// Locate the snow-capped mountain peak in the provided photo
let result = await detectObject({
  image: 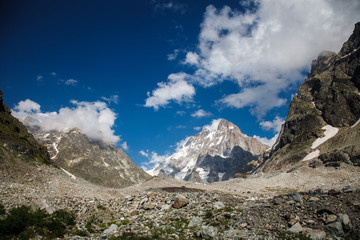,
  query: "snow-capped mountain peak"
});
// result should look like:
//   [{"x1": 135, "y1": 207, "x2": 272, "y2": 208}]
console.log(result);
[{"x1": 148, "y1": 119, "x2": 268, "y2": 183}]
